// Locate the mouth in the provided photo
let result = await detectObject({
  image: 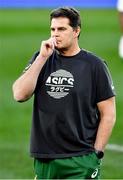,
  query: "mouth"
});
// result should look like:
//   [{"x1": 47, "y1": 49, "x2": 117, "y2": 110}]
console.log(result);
[
  {"x1": 56, "y1": 40, "x2": 61, "y2": 46},
  {"x1": 54, "y1": 42, "x2": 59, "y2": 48},
  {"x1": 56, "y1": 40, "x2": 61, "y2": 43}
]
